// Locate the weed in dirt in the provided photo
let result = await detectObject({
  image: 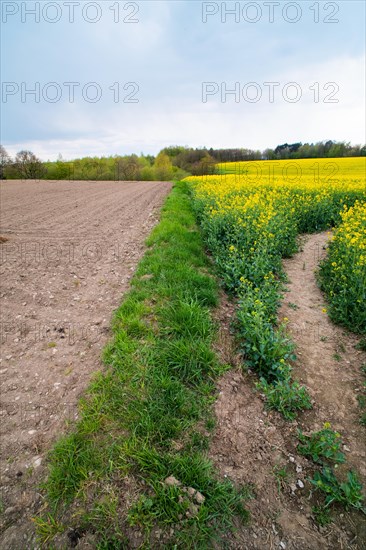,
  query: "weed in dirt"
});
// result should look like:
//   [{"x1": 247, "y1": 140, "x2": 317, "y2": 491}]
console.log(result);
[
  {"x1": 333, "y1": 353, "x2": 341, "y2": 362},
  {"x1": 355, "y1": 338, "x2": 366, "y2": 352},
  {"x1": 273, "y1": 465, "x2": 290, "y2": 494},
  {"x1": 288, "y1": 302, "x2": 299, "y2": 310},
  {"x1": 310, "y1": 468, "x2": 365, "y2": 512},
  {"x1": 257, "y1": 375, "x2": 312, "y2": 420},
  {"x1": 302, "y1": 426, "x2": 365, "y2": 517},
  {"x1": 298, "y1": 424, "x2": 346, "y2": 465},
  {"x1": 312, "y1": 505, "x2": 333, "y2": 526}
]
